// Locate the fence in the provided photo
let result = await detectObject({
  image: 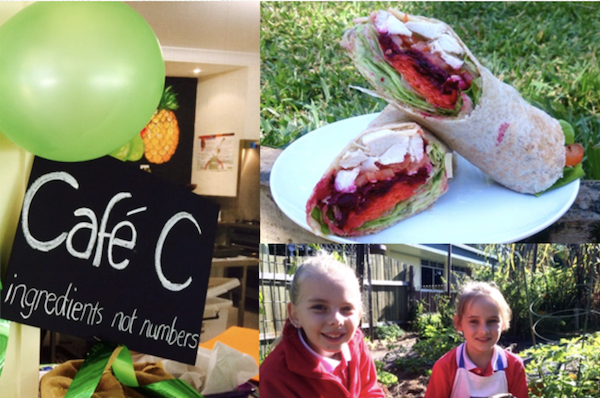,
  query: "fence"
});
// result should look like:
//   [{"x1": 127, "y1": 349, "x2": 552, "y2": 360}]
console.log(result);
[
  {"x1": 260, "y1": 244, "x2": 428, "y2": 358},
  {"x1": 415, "y1": 285, "x2": 458, "y2": 313}
]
